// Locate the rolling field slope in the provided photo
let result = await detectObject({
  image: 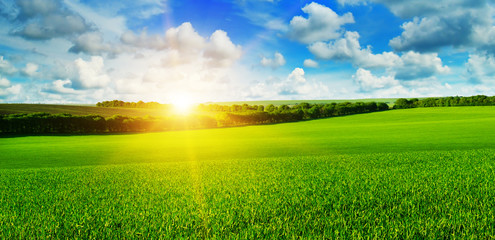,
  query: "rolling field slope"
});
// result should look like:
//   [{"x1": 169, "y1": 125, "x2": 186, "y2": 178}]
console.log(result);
[
  {"x1": 1, "y1": 107, "x2": 495, "y2": 238},
  {"x1": 2, "y1": 107, "x2": 494, "y2": 169},
  {"x1": 0, "y1": 104, "x2": 169, "y2": 117}
]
